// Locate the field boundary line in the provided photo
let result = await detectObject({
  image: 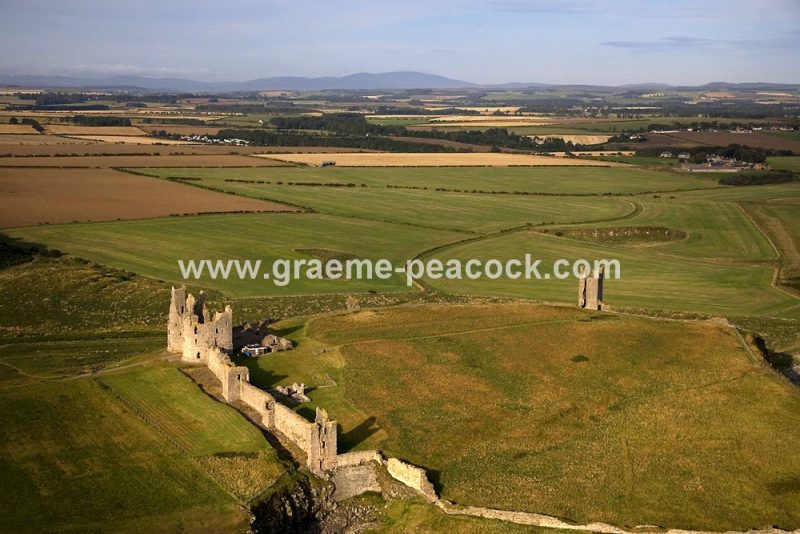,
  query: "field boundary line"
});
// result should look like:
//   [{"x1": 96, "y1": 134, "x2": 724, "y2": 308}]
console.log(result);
[
  {"x1": 736, "y1": 202, "x2": 800, "y2": 302},
  {"x1": 93, "y1": 374, "x2": 249, "y2": 504}
]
